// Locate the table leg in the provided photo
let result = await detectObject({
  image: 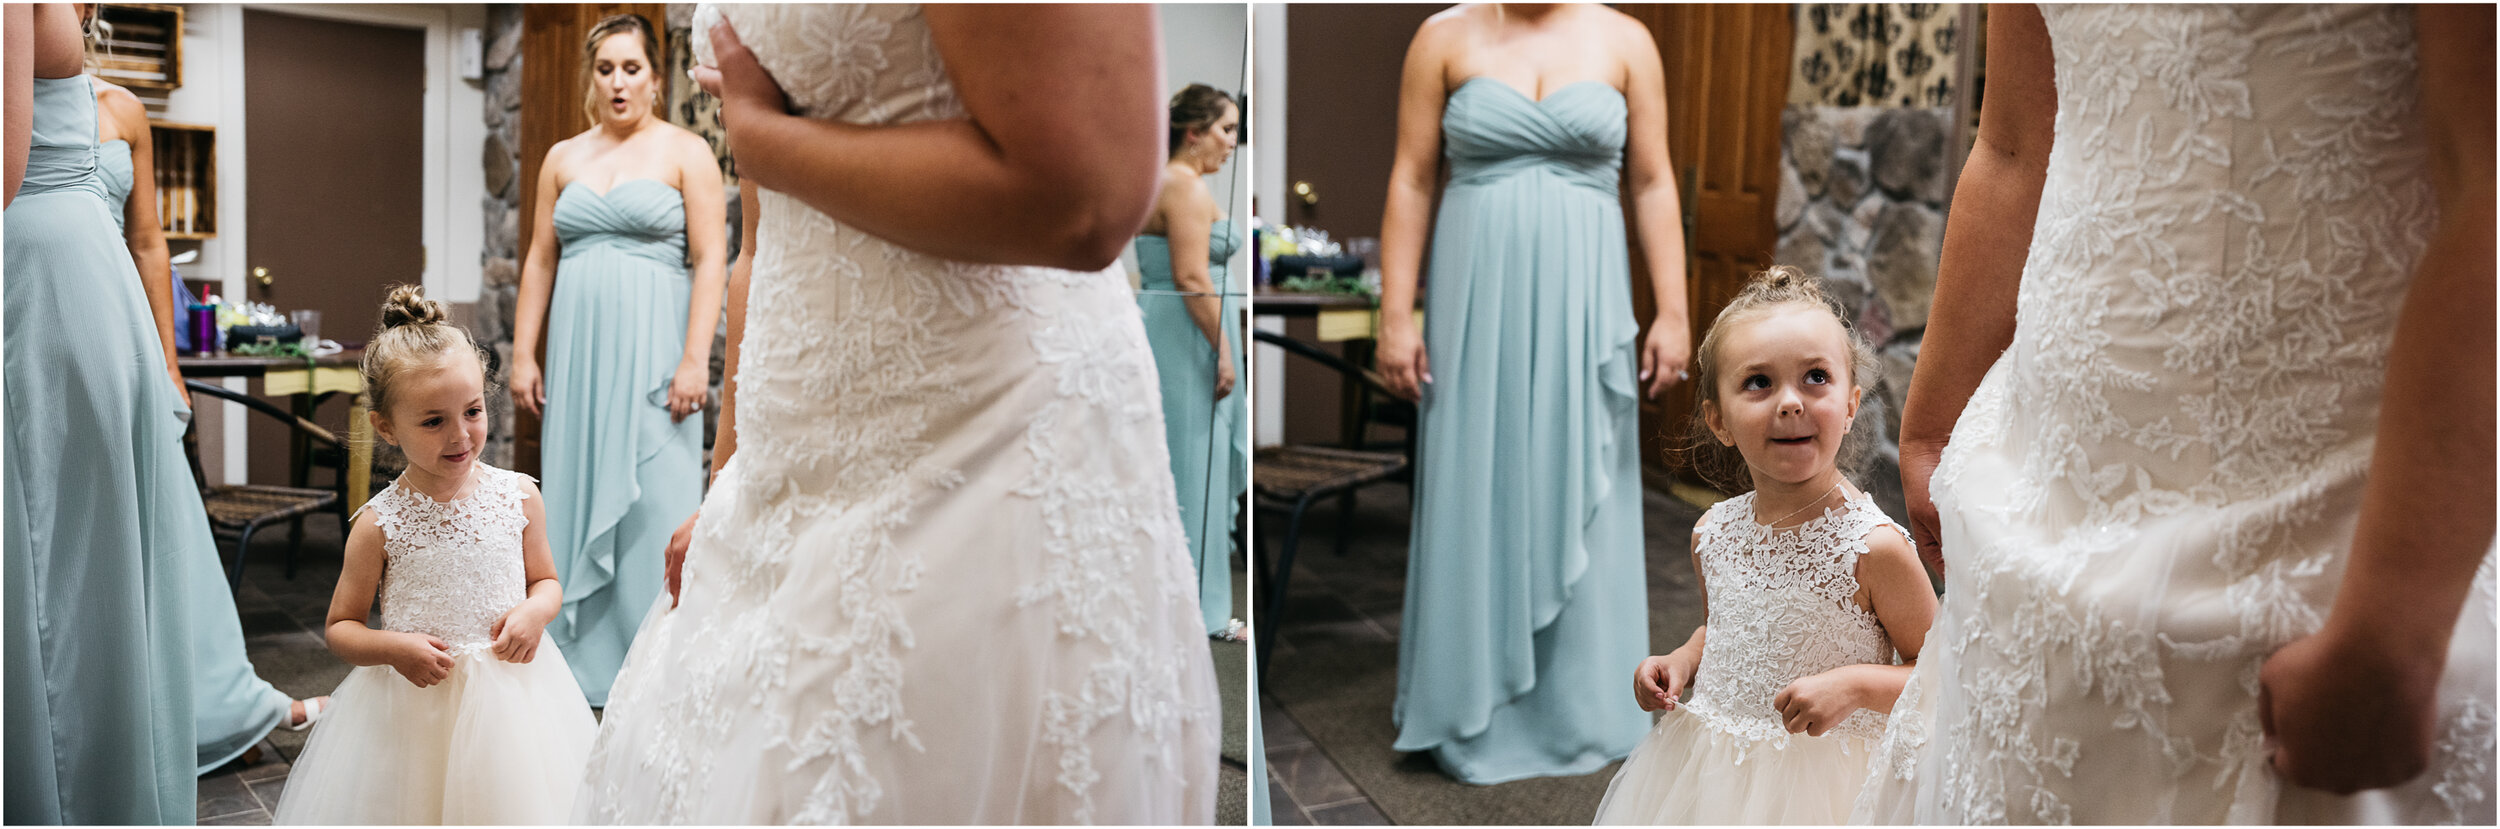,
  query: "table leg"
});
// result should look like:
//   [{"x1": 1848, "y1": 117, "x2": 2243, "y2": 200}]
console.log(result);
[{"x1": 348, "y1": 393, "x2": 373, "y2": 514}]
